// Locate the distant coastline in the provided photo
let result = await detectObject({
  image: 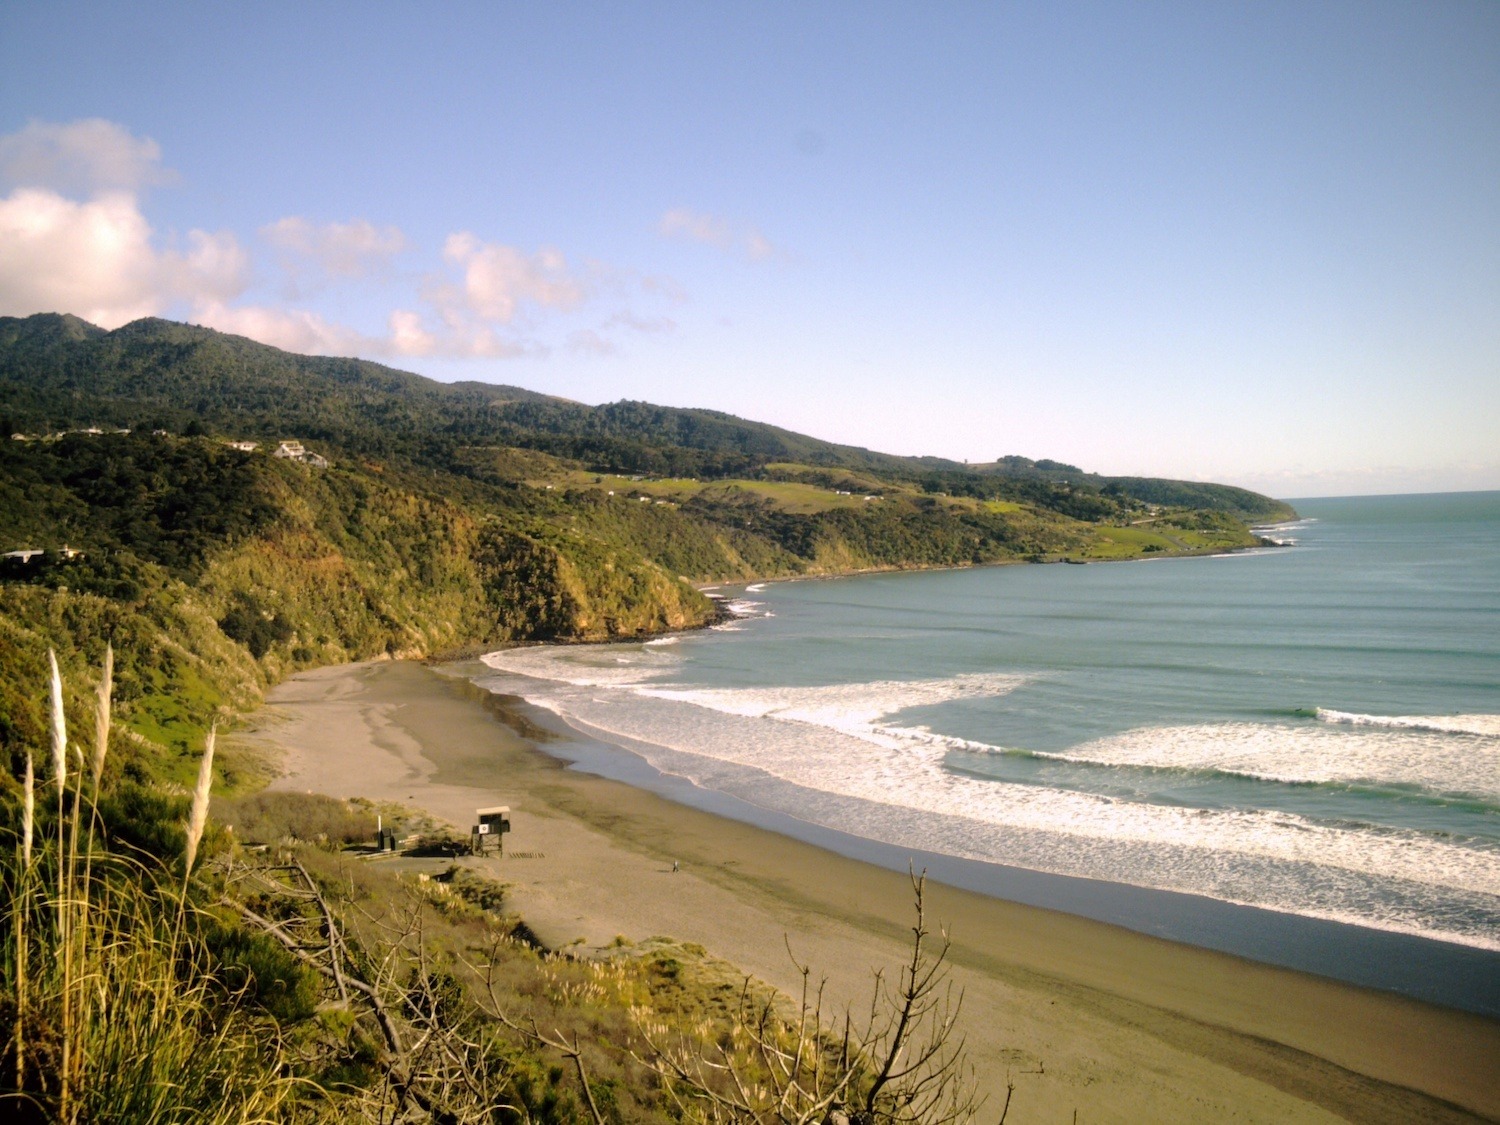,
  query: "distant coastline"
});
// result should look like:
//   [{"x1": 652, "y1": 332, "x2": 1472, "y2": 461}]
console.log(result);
[{"x1": 473, "y1": 495, "x2": 1500, "y2": 978}]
